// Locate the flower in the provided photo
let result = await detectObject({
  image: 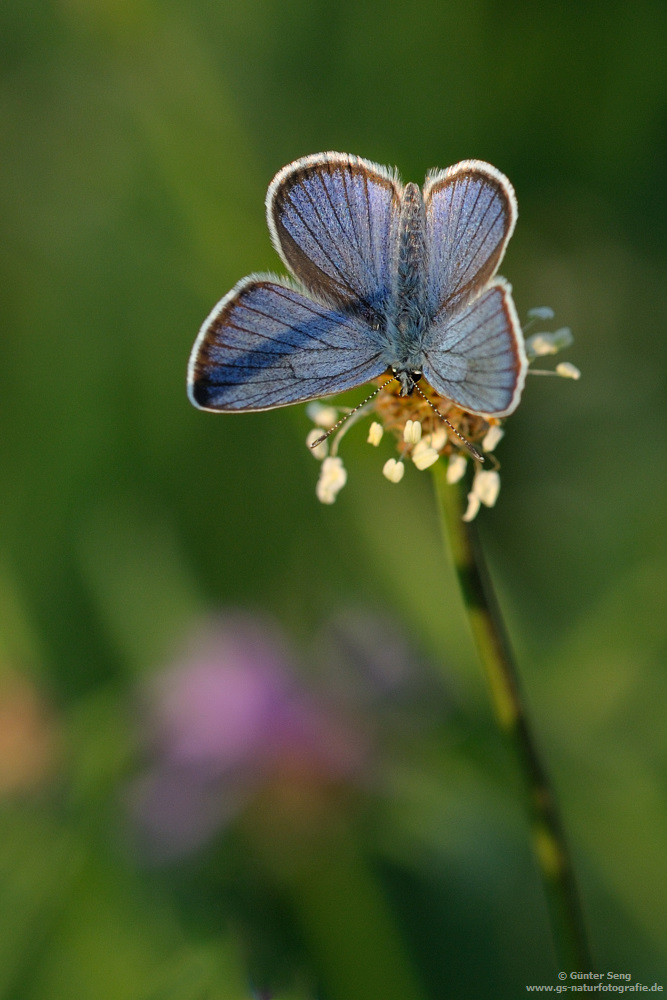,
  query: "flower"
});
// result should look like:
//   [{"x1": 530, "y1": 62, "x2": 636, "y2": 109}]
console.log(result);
[
  {"x1": 128, "y1": 615, "x2": 368, "y2": 861},
  {"x1": 127, "y1": 611, "x2": 439, "y2": 863},
  {"x1": 305, "y1": 381, "x2": 494, "y2": 505},
  {"x1": 304, "y1": 307, "x2": 579, "y2": 517}
]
